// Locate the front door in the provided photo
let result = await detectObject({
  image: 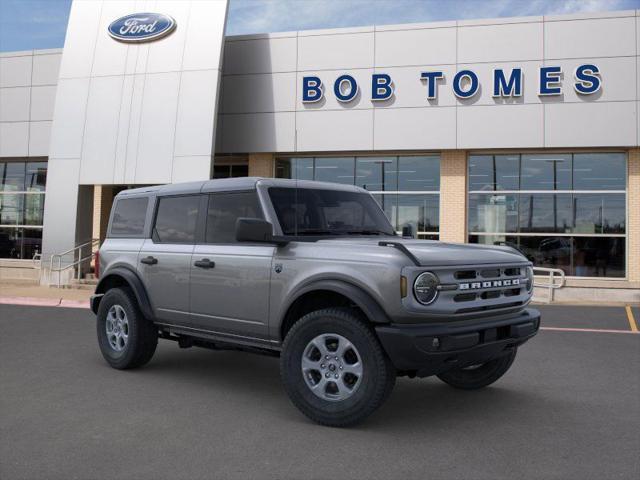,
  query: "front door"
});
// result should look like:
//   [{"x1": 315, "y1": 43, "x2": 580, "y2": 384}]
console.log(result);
[
  {"x1": 138, "y1": 194, "x2": 201, "y2": 325},
  {"x1": 189, "y1": 191, "x2": 274, "y2": 340}
]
